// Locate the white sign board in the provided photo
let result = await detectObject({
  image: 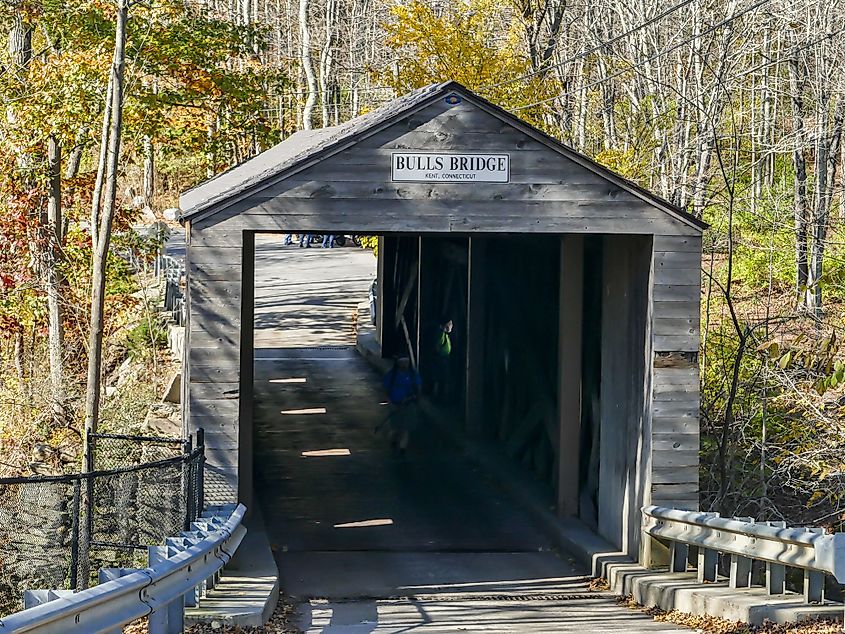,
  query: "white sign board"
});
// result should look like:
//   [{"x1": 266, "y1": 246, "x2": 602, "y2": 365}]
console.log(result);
[{"x1": 391, "y1": 153, "x2": 509, "y2": 183}]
